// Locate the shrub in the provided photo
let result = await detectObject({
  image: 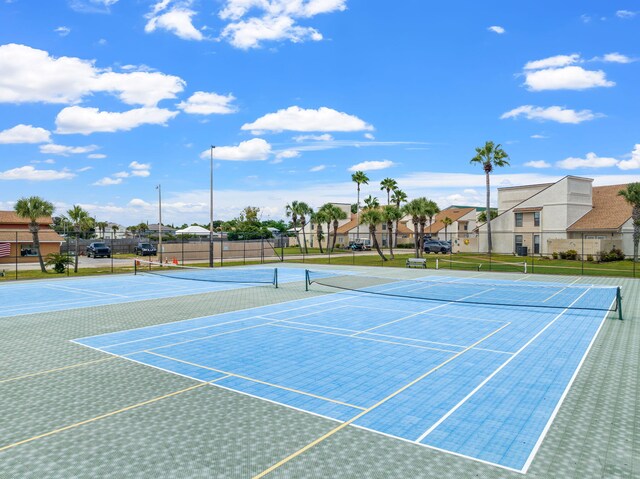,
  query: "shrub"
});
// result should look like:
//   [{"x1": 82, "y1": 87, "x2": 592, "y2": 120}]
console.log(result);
[
  {"x1": 600, "y1": 248, "x2": 625, "y2": 262},
  {"x1": 45, "y1": 252, "x2": 74, "y2": 274},
  {"x1": 565, "y1": 249, "x2": 578, "y2": 260},
  {"x1": 586, "y1": 254, "x2": 594, "y2": 262},
  {"x1": 558, "y1": 251, "x2": 567, "y2": 260},
  {"x1": 552, "y1": 252, "x2": 558, "y2": 259}
]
